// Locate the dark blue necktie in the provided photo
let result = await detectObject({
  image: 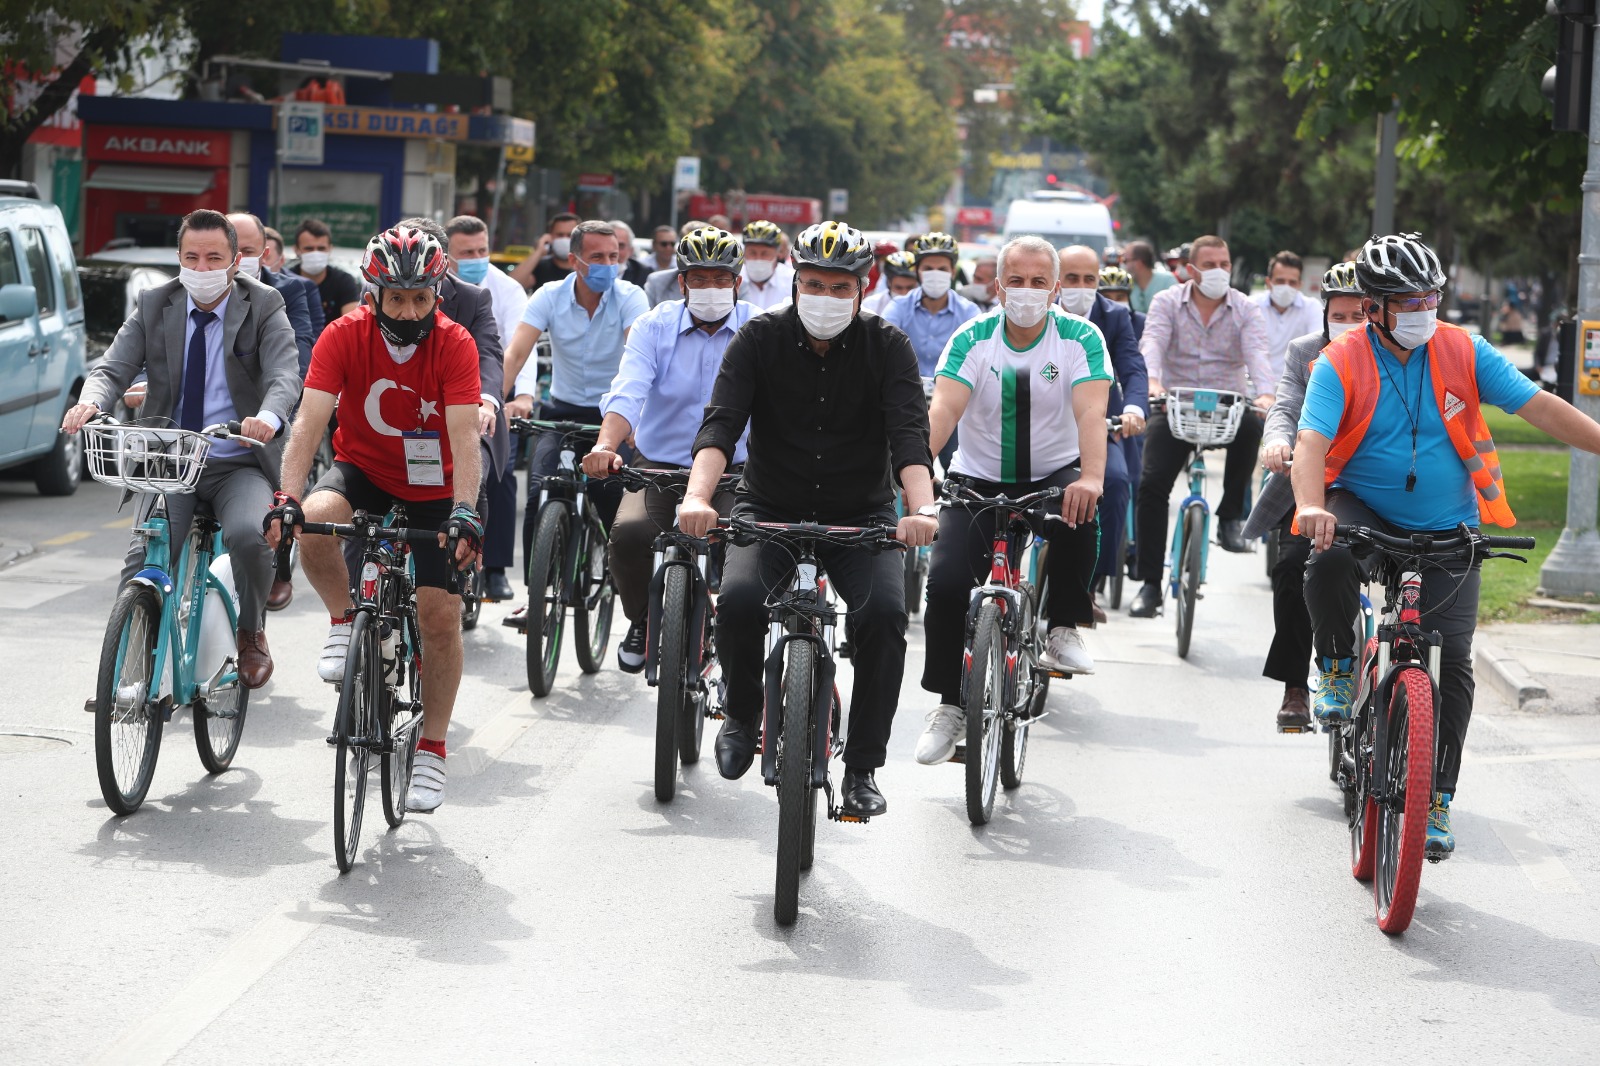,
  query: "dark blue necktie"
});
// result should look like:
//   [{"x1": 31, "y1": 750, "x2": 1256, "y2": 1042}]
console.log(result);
[{"x1": 181, "y1": 309, "x2": 215, "y2": 431}]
